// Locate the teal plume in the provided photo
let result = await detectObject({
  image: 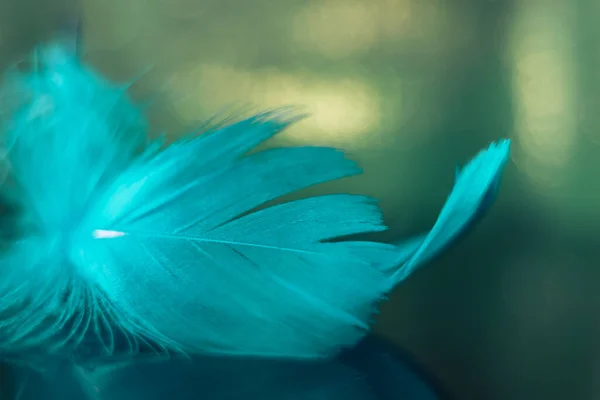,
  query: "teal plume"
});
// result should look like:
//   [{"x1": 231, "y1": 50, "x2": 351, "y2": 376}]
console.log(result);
[{"x1": 0, "y1": 42, "x2": 510, "y2": 372}]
